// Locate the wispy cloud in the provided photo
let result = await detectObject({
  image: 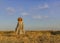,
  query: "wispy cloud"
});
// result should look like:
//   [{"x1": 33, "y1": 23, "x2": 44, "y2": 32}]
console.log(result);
[
  {"x1": 29, "y1": 3, "x2": 49, "y2": 12},
  {"x1": 44, "y1": 16, "x2": 48, "y2": 18},
  {"x1": 32, "y1": 3, "x2": 49, "y2": 10},
  {"x1": 38, "y1": 3, "x2": 48, "y2": 9},
  {"x1": 21, "y1": 12, "x2": 29, "y2": 16},
  {"x1": 32, "y1": 15, "x2": 42, "y2": 19},
  {"x1": 6, "y1": 7, "x2": 16, "y2": 15},
  {"x1": 19, "y1": 6, "x2": 29, "y2": 16},
  {"x1": 32, "y1": 15, "x2": 48, "y2": 19}
]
